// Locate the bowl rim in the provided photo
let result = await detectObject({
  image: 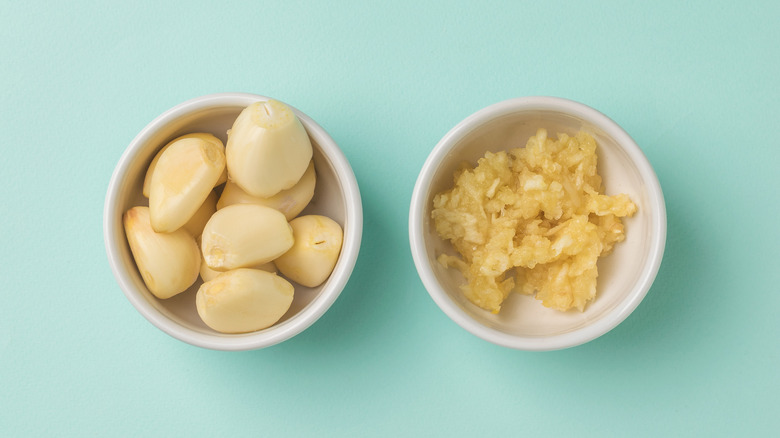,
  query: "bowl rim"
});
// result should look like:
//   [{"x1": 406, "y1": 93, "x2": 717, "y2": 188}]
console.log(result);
[
  {"x1": 408, "y1": 96, "x2": 666, "y2": 351},
  {"x1": 104, "y1": 92, "x2": 363, "y2": 351}
]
